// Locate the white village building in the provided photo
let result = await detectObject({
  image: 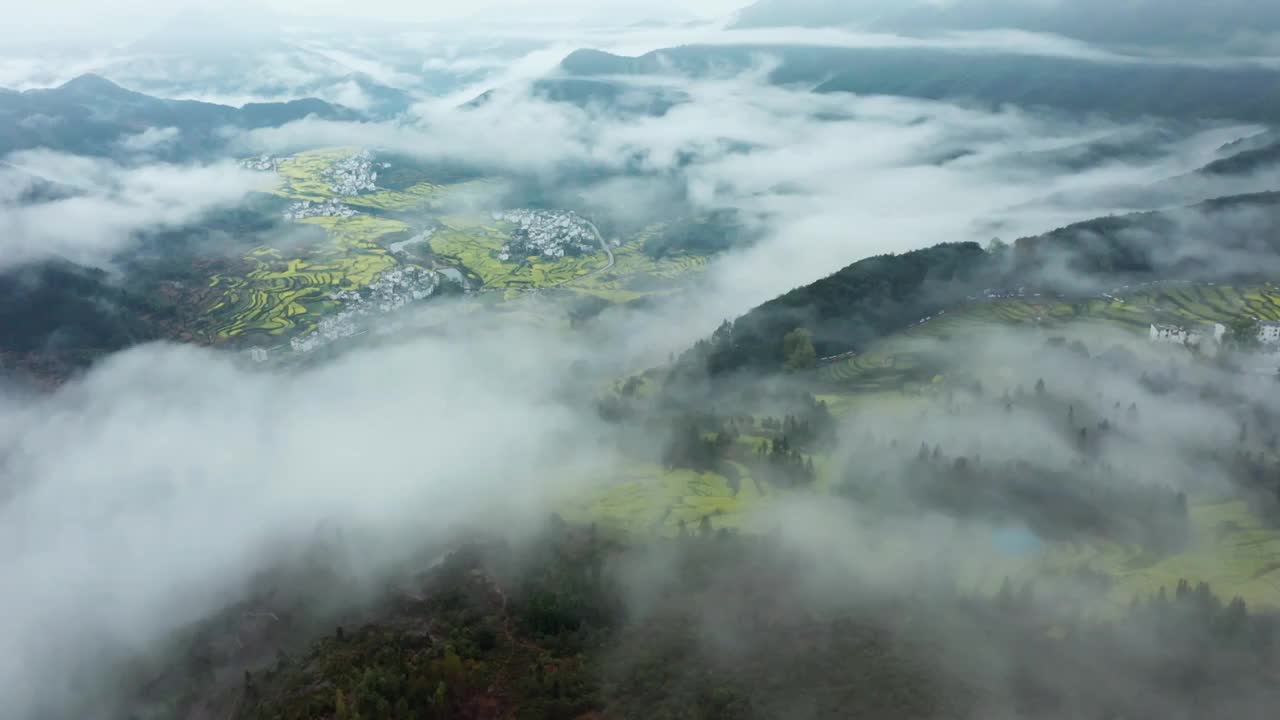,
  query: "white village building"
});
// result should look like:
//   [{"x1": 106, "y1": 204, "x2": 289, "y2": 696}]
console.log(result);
[
  {"x1": 1258, "y1": 321, "x2": 1280, "y2": 345},
  {"x1": 1149, "y1": 322, "x2": 1226, "y2": 348}
]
